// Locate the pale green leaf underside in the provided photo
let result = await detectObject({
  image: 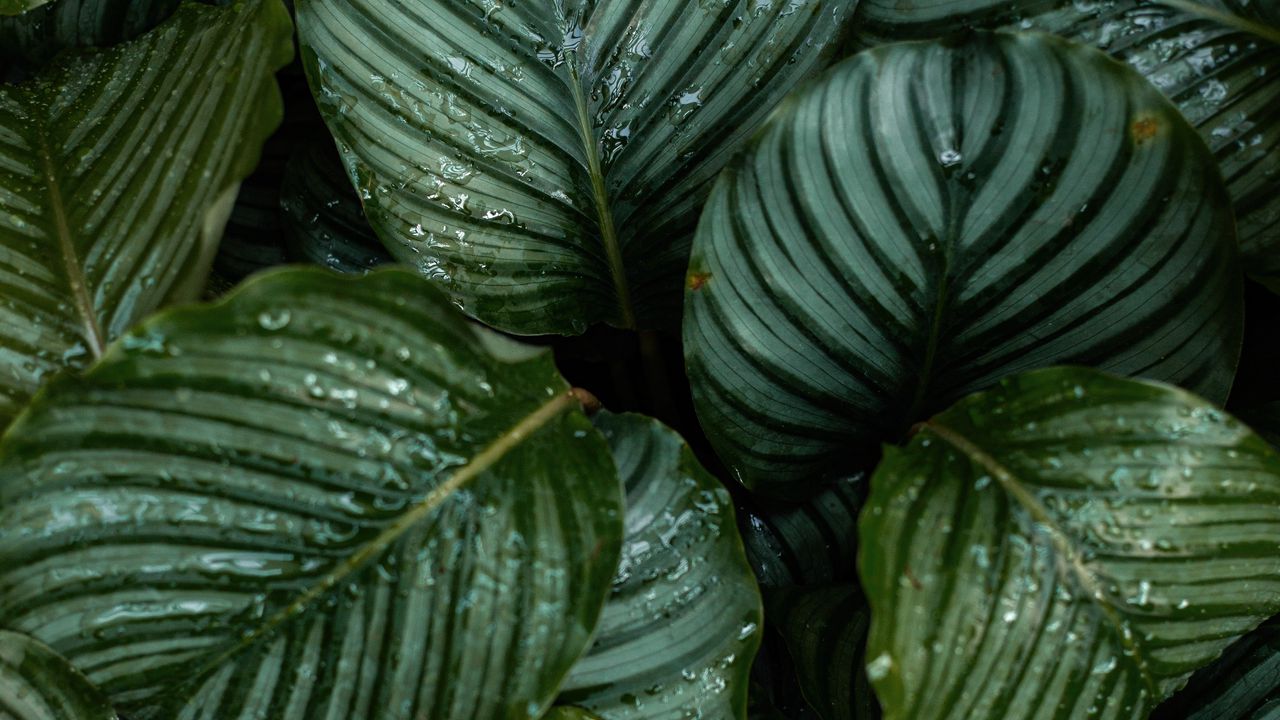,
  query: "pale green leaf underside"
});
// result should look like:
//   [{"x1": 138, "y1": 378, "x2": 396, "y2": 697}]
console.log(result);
[
  {"x1": 0, "y1": 0, "x2": 291, "y2": 428},
  {"x1": 768, "y1": 585, "x2": 875, "y2": 720},
  {"x1": 557, "y1": 412, "x2": 761, "y2": 719},
  {"x1": 0, "y1": 267, "x2": 624, "y2": 720},
  {"x1": 295, "y1": 0, "x2": 857, "y2": 335},
  {"x1": 852, "y1": 0, "x2": 1280, "y2": 289},
  {"x1": 860, "y1": 367, "x2": 1280, "y2": 720},
  {"x1": 684, "y1": 31, "x2": 1241, "y2": 496},
  {"x1": 0, "y1": 630, "x2": 116, "y2": 720}
]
